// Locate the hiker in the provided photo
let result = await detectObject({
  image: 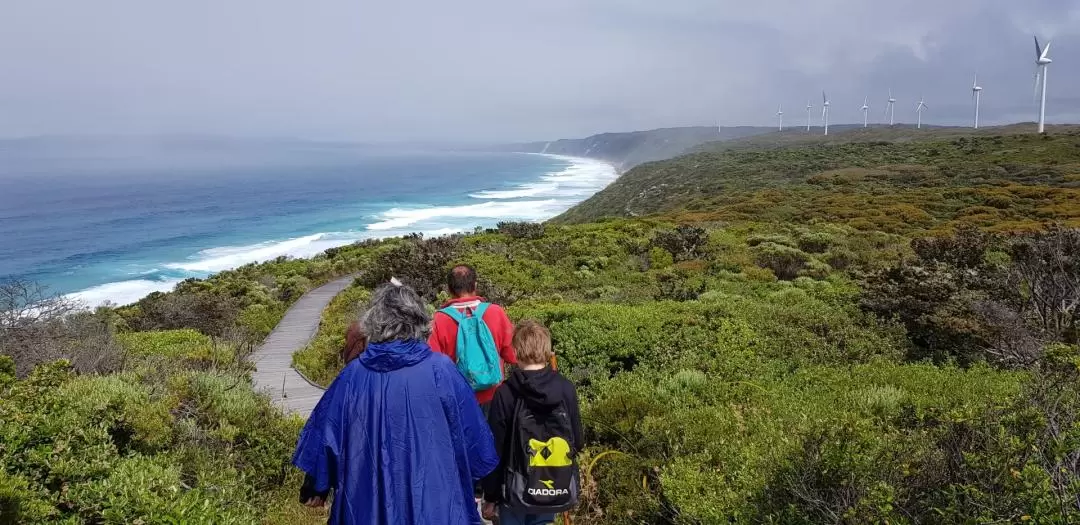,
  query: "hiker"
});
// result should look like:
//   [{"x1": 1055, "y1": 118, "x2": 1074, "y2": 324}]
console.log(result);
[
  {"x1": 429, "y1": 264, "x2": 517, "y2": 411},
  {"x1": 293, "y1": 282, "x2": 499, "y2": 525},
  {"x1": 481, "y1": 320, "x2": 583, "y2": 525}
]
